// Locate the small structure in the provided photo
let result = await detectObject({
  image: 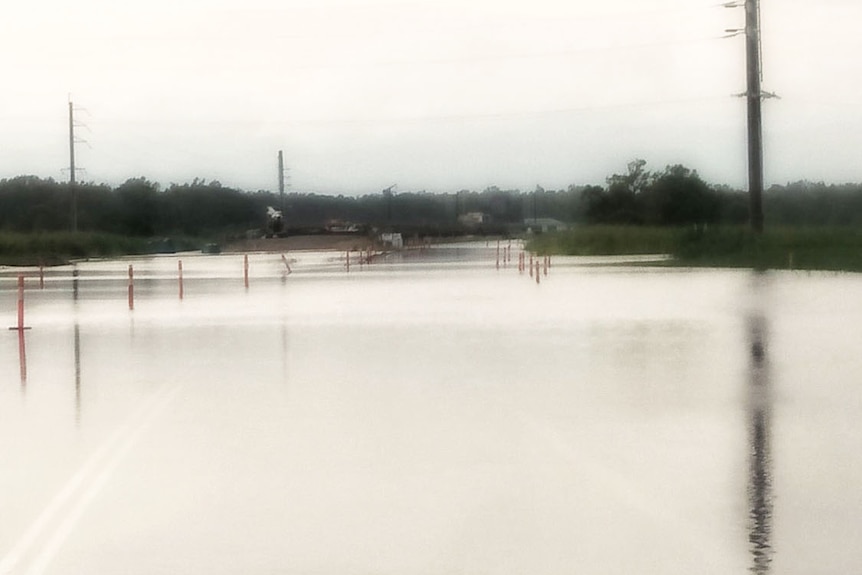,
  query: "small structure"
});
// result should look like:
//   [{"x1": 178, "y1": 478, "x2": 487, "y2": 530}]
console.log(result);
[
  {"x1": 524, "y1": 218, "x2": 569, "y2": 234},
  {"x1": 380, "y1": 232, "x2": 403, "y2": 250},
  {"x1": 326, "y1": 220, "x2": 361, "y2": 233},
  {"x1": 458, "y1": 212, "x2": 489, "y2": 227},
  {"x1": 265, "y1": 206, "x2": 285, "y2": 238}
]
